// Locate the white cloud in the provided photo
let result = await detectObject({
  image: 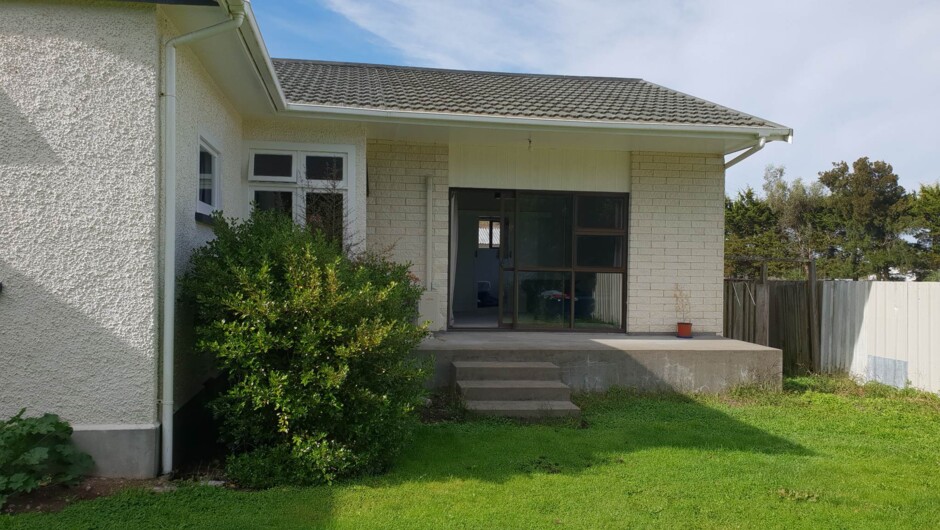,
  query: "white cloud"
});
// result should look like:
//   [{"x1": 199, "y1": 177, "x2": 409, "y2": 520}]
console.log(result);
[{"x1": 321, "y1": 0, "x2": 940, "y2": 193}]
